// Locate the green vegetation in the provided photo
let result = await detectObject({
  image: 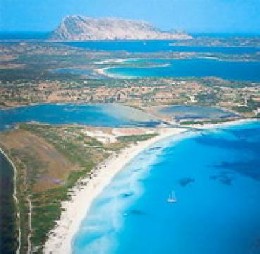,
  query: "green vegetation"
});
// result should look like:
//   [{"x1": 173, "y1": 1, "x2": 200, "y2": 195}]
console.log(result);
[
  {"x1": 196, "y1": 91, "x2": 219, "y2": 105},
  {"x1": 232, "y1": 99, "x2": 260, "y2": 114},
  {"x1": 0, "y1": 125, "x2": 102, "y2": 251},
  {"x1": 117, "y1": 133, "x2": 157, "y2": 143},
  {"x1": 17, "y1": 124, "x2": 112, "y2": 249},
  {"x1": 2, "y1": 124, "x2": 157, "y2": 252},
  {"x1": 232, "y1": 106, "x2": 252, "y2": 113},
  {"x1": 7, "y1": 148, "x2": 31, "y2": 254},
  {"x1": 20, "y1": 124, "x2": 106, "y2": 164},
  {"x1": 180, "y1": 119, "x2": 236, "y2": 125}
]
